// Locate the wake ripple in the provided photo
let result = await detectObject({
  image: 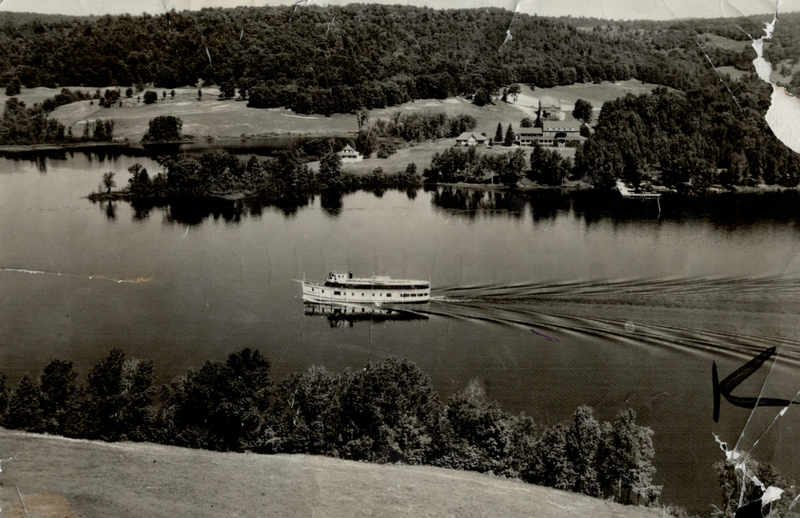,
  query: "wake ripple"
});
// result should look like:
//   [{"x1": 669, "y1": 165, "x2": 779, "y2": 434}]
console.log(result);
[{"x1": 426, "y1": 276, "x2": 800, "y2": 362}]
